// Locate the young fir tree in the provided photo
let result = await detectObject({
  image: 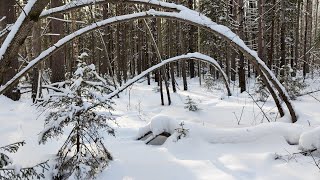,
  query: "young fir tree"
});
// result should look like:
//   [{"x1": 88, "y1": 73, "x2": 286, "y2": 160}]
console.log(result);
[
  {"x1": 174, "y1": 122, "x2": 189, "y2": 141},
  {"x1": 0, "y1": 141, "x2": 49, "y2": 179},
  {"x1": 203, "y1": 73, "x2": 215, "y2": 91},
  {"x1": 279, "y1": 65, "x2": 306, "y2": 100},
  {"x1": 184, "y1": 96, "x2": 200, "y2": 112},
  {"x1": 255, "y1": 76, "x2": 270, "y2": 102},
  {"x1": 38, "y1": 61, "x2": 115, "y2": 180}
]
